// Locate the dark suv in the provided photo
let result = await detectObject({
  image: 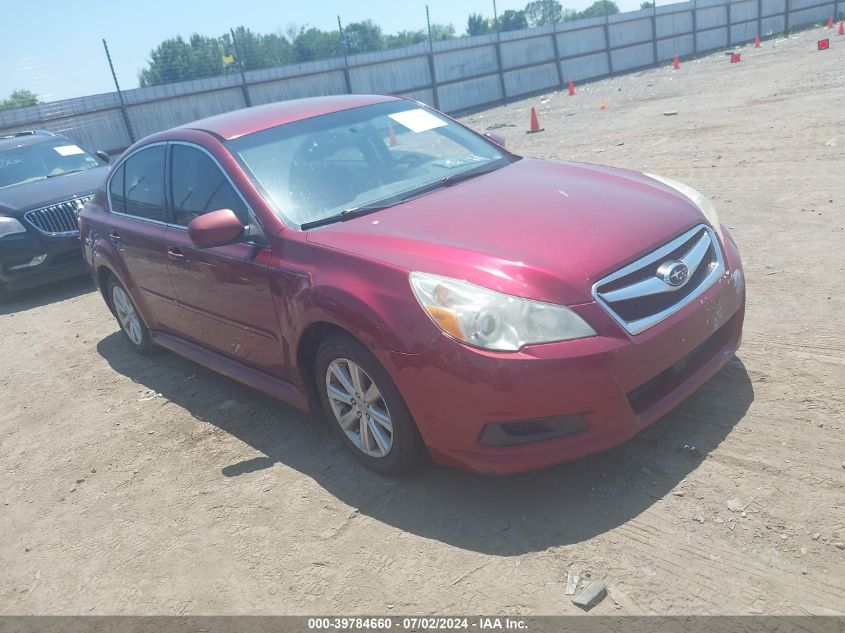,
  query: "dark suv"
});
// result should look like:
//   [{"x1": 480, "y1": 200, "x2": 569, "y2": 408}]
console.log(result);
[{"x1": 0, "y1": 130, "x2": 109, "y2": 302}]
